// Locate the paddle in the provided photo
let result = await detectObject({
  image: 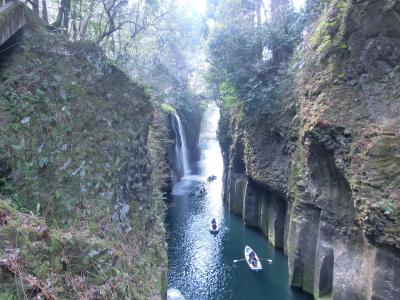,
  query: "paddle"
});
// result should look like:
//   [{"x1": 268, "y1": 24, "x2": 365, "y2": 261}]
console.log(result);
[
  {"x1": 233, "y1": 258, "x2": 273, "y2": 263},
  {"x1": 259, "y1": 258, "x2": 273, "y2": 263}
]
